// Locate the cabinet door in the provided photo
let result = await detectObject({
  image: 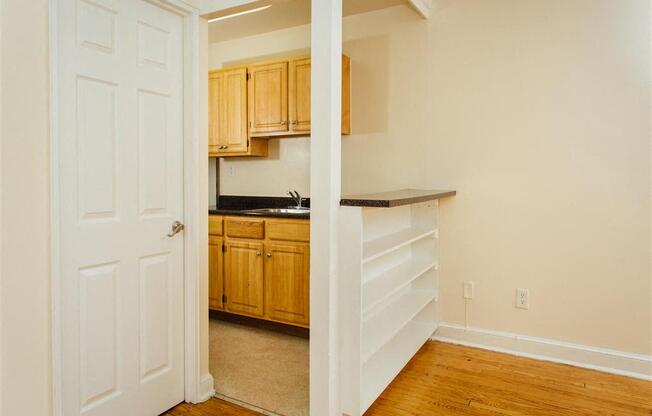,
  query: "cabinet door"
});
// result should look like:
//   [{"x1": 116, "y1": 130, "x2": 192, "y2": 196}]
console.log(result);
[
  {"x1": 225, "y1": 240, "x2": 264, "y2": 317},
  {"x1": 208, "y1": 70, "x2": 224, "y2": 155},
  {"x1": 248, "y1": 62, "x2": 288, "y2": 135},
  {"x1": 220, "y1": 67, "x2": 248, "y2": 153},
  {"x1": 264, "y1": 242, "x2": 310, "y2": 326},
  {"x1": 289, "y1": 58, "x2": 311, "y2": 133},
  {"x1": 208, "y1": 236, "x2": 224, "y2": 310}
]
